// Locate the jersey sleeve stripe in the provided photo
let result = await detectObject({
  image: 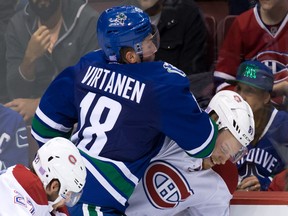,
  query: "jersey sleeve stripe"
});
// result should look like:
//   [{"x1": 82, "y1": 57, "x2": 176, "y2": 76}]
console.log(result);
[
  {"x1": 32, "y1": 117, "x2": 72, "y2": 139},
  {"x1": 30, "y1": 129, "x2": 50, "y2": 146},
  {"x1": 214, "y1": 71, "x2": 236, "y2": 80},
  {"x1": 35, "y1": 107, "x2": 72, "y2": 133},
  {"x1": 82, "y1": 156, "x2": 132, "y2": 206},
  {"x1": 81, "y1": 151, "x2": 136, "y2": 197},
  {"x1": 185, "y1": 119, "x2": 218, "y2": 157},
  {"x1": 85, "y1": 153, "x2": 139, "y2": 185}
]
